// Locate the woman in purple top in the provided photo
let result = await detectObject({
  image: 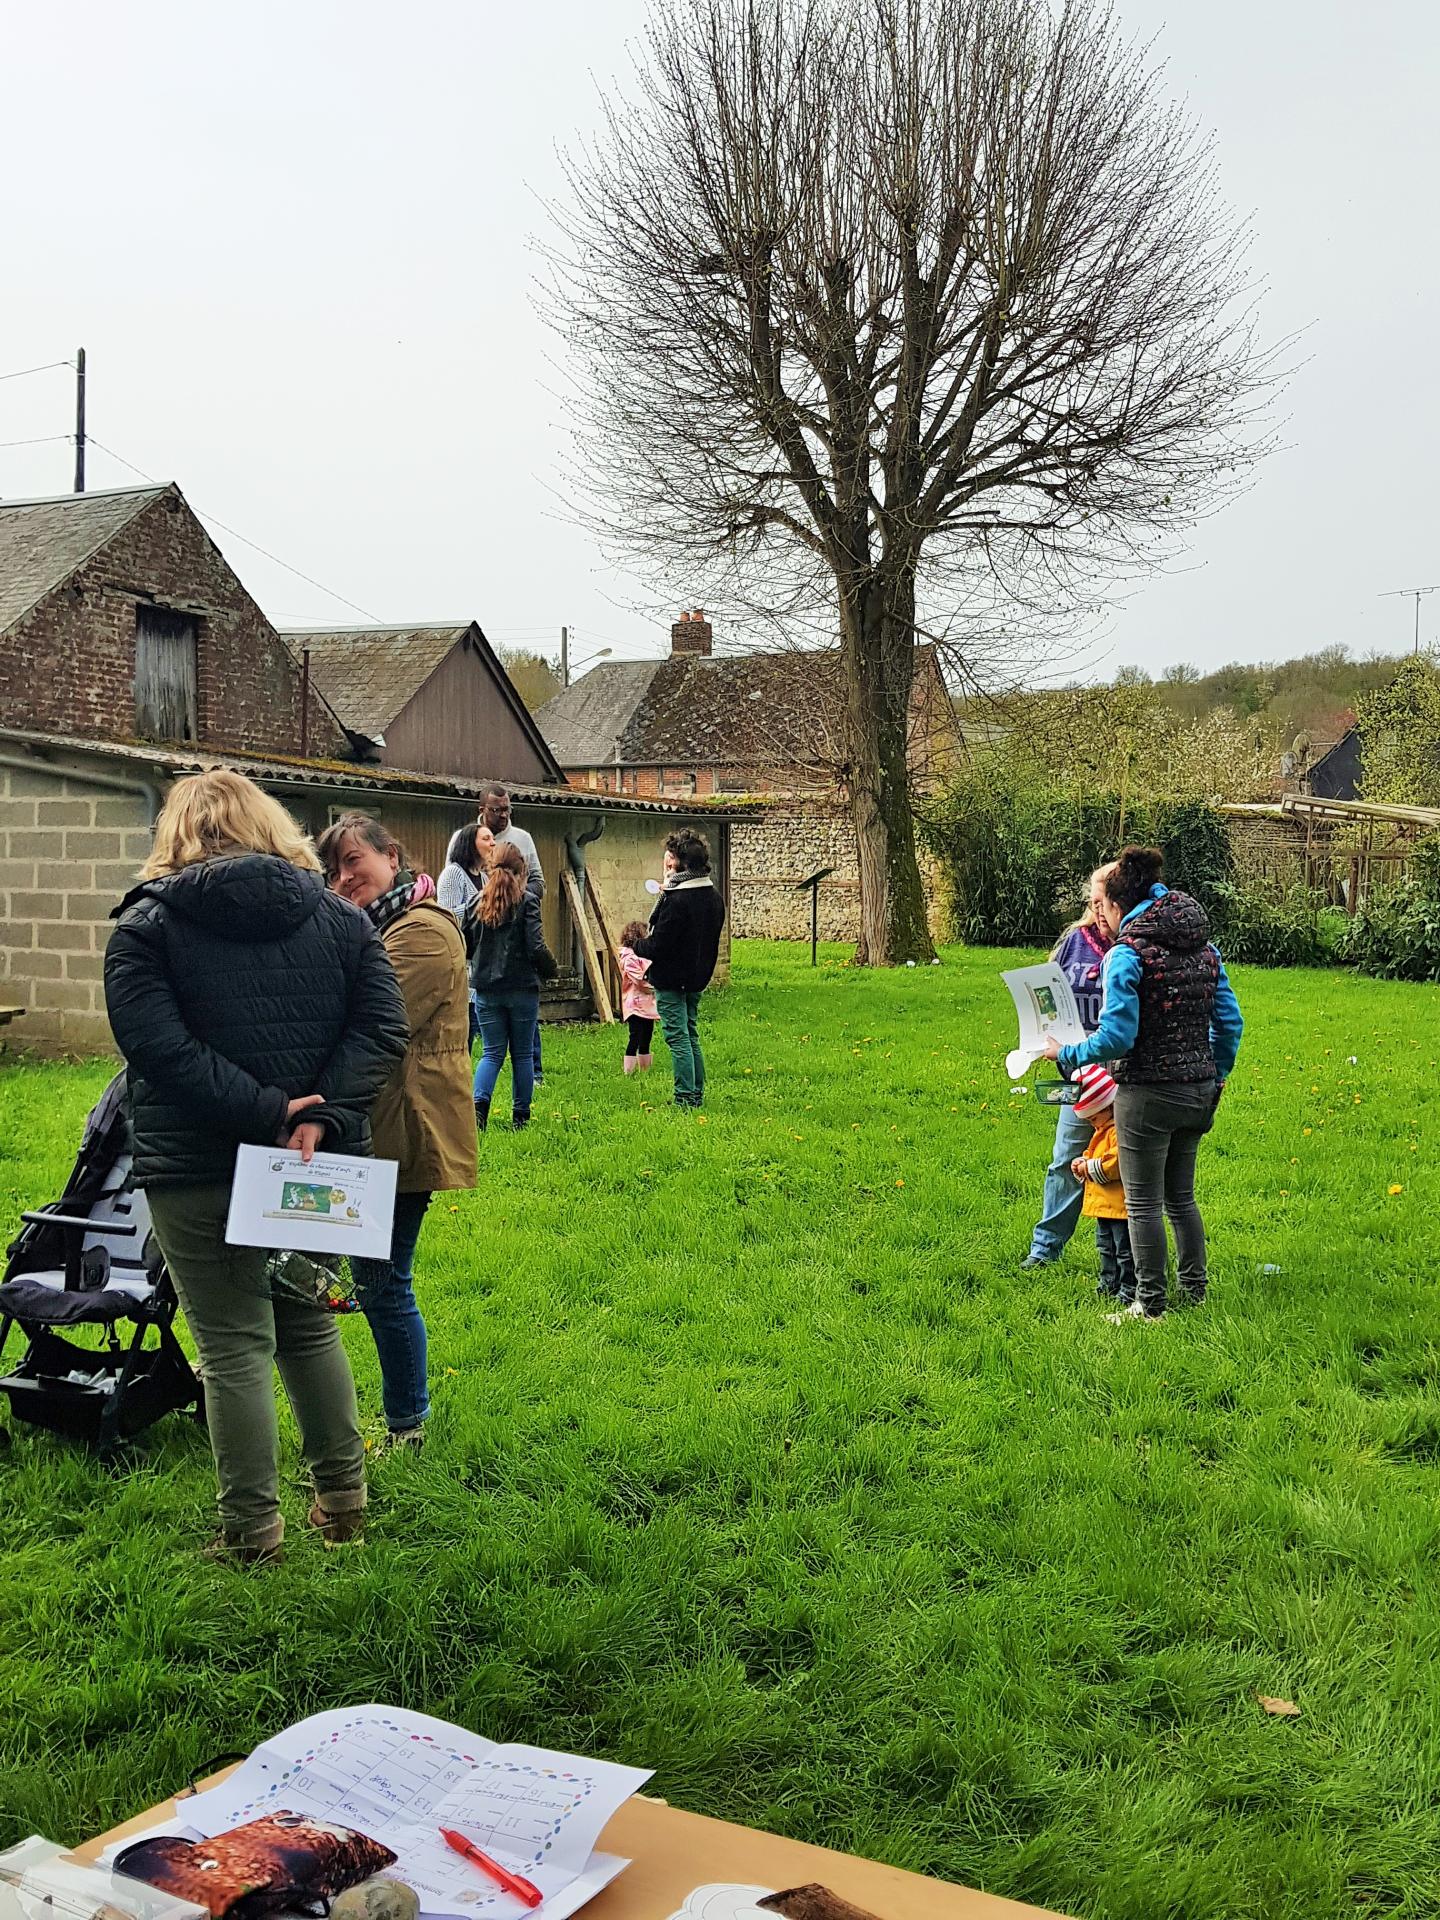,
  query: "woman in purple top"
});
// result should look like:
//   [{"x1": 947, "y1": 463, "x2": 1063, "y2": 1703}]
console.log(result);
[{"x1": 1021, "y1": 863, "x2": 1116, "y2": 1268}]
